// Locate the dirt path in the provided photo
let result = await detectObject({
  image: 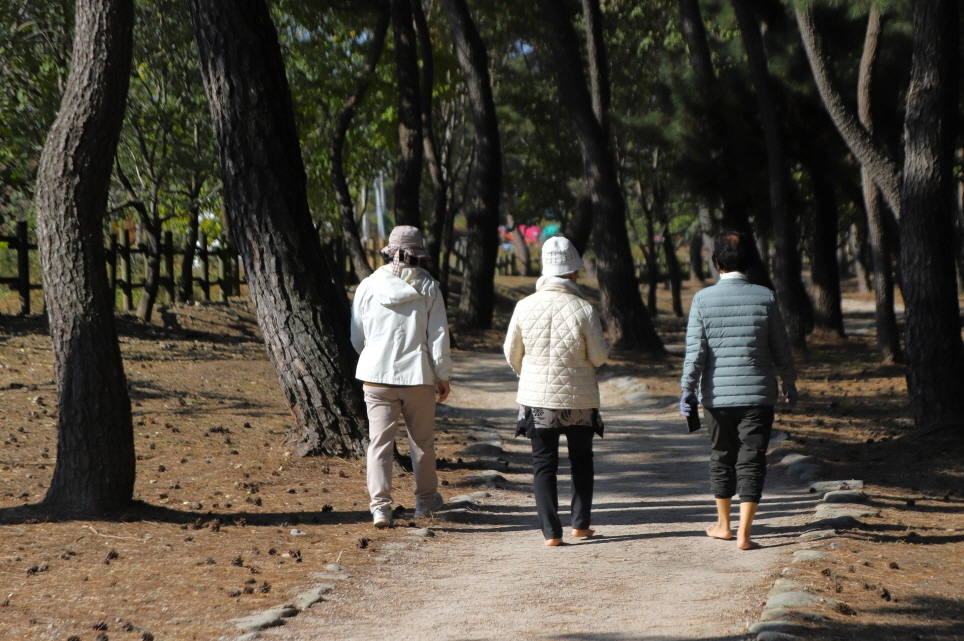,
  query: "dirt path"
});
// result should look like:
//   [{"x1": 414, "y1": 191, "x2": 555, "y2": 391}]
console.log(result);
[{"x1": 268, "y1": 352, "x2": 813, "y2": 641}]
